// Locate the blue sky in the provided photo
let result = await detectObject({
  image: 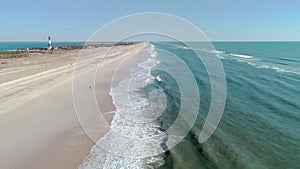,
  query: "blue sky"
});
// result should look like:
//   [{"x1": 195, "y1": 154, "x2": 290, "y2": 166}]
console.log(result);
[{"x1": 1, "y1": 0, "x2": 300, "y2": 41}]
